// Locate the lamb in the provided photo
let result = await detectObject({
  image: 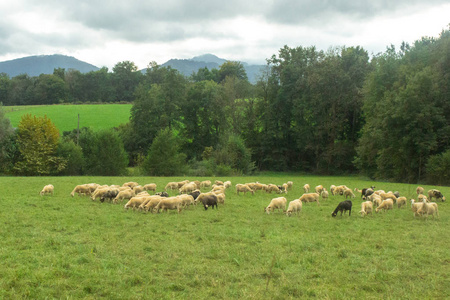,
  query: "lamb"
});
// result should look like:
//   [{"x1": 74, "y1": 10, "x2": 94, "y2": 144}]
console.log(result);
[
  {"x1": 70, "y1": 184, "x2": 91, "y2": 197},
  {"x1": 122, "y1": 181, "x2": 139, "y2": 189},
  {"x1": 286, "y1": 199, "x2": 302, "y2": 216},
  {"x1": 299, "y1": 193, "x2": 320, "y2": 205},
  {"x1": 375, "y1": 199, "x2": 394, "y2": 213},
  {"x1": 113, "y1": 189, "x2": 136, "y2": 203},
  {"x1": 265, "y1": 184, "x2": 281, "y2": 194},
  {"x1": 397, "y1": 197, "x2": 407, "y2": 208},
  {"x1": 416, "y1": 186, "x2": 424, "y2": 195},
  {"x1": 417, "y1": 200, "x2": 439, "y2": 219},
  {"x1": 236, "y1": 184, "x2": 254, "y2": 195},
  {"x1": 427, "y1": 189, "x2": 446, "y2": 202},
  {"x1": 124, "y1": 196, "x2": 147, "y2": 210},
  {"x1": 315, "y1": 185, "x2": 324, "y2": 194},
  {"x1": 165, "y1": 182, "x2": 179, "y2": 191},
  {"x1": 40, "y1": 184, "x2": 54, "y2": 196},
  {"x1": 331, "y1": 200, "x2": 352, "y2": 217},
  {"x1": 197, "y1": 192, "x2": 218, "y2": 210},
  {"x1": 359, "y1": 201, "x2": 373, "y2": 217},
  {"x1": 303, "y1": 184, "x2": 310, "y2": 193},
  {"x1": 179, "y1": 182, "x2": 197, "y2": 194},
  {"x1": 343, "y1": 188, "x2": 355, "y2": 199},
  {"x1": 321, "y1": 189, "x2": 329, "y2": 201},
  {"x1": 265, "y1": 197, "x2": 287, "y2": 214},
  {"x1": 200, "y1": 180, "x2": 212, "y2": 188},
  {"x1": 153, "y1": 197, "x2": 183, "y2": 213},
  {"x1": 143, "y1": 183, "x2": 157, "y2": 192},
  {"x1": 411, "y1": 199, "x2": 425, "y2": 217}
]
